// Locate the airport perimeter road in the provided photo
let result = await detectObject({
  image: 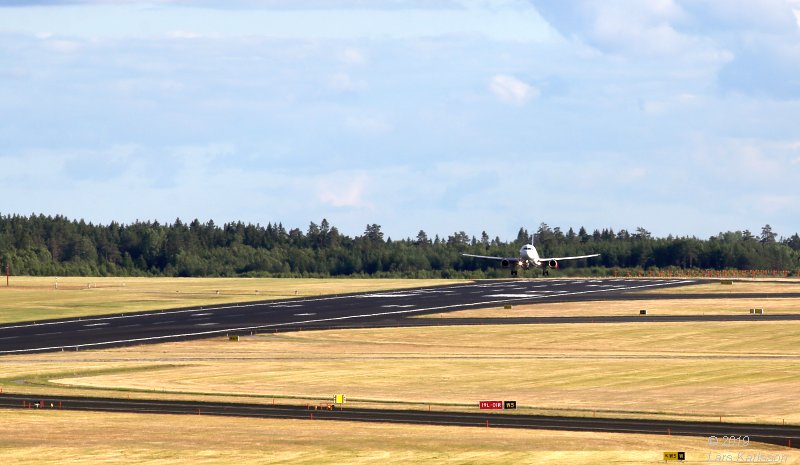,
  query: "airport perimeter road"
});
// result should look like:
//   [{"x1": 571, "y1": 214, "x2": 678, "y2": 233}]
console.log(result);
[
  {"x1": 0, "y1": 278, "x2": 700, "y2": 353},
  {"x1": 0, "y1": 393, "x2": 797, "y2": 449}
]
